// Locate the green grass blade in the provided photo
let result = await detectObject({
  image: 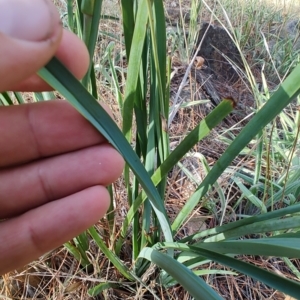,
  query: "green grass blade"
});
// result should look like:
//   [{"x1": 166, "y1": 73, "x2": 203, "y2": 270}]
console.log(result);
[
  {"x1": 34, "y1": 91, "x2": 56, "y2": 101},
  {"x1": 182, "y1": 203, "x2": 300, "y2": 242},
  {"x1": 75, "y1": 232, "x2": 89, "y2": 252},
  {"x1": 74, "y1": 231, "x2": 89, "y2": 253},
  {"x1": 88, "y1": 227, "x2": 135, "y2": 281},
  {"x1": 38, "y1": 57, "x2": 172, "y2": 243},
  {"x1": 106, "y1": 184, "x2": 115, "y2": 234},
  {"x1": 172, "y1": 64, "x2": 300, "y2": 232},
  {"x1": 194, "y1": 238, "x2": 300, "y2": 257},
  {"x1": 13, "y1": 92, "x2": 25, "y2": 104},
  {"x1": 0, "y1": 92, "x2": 13, "y2": 105},
  {"x1": 283, "y1": 257, "x2": 300, "y2": 280},
  {"x1": 88, "y1": 282, "x2": 120, "y2": 297},
  {"x1": 108, "y1": 46, "x2": 123, "y2": 113},
  {"x1": 89, "y1": 230, "x2": 161, "y2": 299},
  {"x1": 122, "y1": 1, "x2": 148, "y2": 140},
  {"x1": 121, "y1": 3, "x2": 148, "y2": 227},
  {"x1": 81, "y1": 0, "x2": 95, "y2": 45},
  {"x1": 81, "y1": 0, "x2": 103, "y2": 89},
  {"x1": 146, "y1": 0, "x2": 165, "y2": 116},
  {"x1": 120, "y1": 99, "x2": 234, "y2": 239},
  {"x1": 120, "y1": 0, "x2": 134, "y2": 58},
  {"x1": 147, "y1": 0, "x2": 169, "y2": 201},
  {"x1": 74, "y1": 0, "x2": 83, "y2": 38},
  {"x1": 233, "y1": 177, "x2": 267, "y2": 213},
  {"x1": 252, "y1": 130, "x2": 263, "y2": 195},
  {"x1": 67, "y1": 0, "x2": 74, "y2": 29},
  {"x1": 141, "y1": 104, "x2": 156, "y2": 249},
  {"x1": 138, "y1": 247, "x2": 223, "y2": 300},
  {"x1": 64, "y1": 241, "x2": 90, "y2": 267},
  {"x1": 204, "y1": 216, "x2": 300, "y2": 242},
  {"x1": 0, "y1": 92, "x2": 25, "y2": 105},
  {"x1": 158, "y1": 243, "x2": 300, "y2": 299},
  {"x1": 265, "y1": 180, "x2": 300, "y2": 208}
]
